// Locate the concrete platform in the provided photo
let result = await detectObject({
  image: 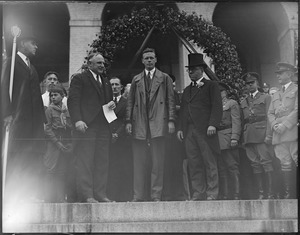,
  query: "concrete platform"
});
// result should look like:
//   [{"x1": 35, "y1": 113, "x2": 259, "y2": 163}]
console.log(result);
[{"x1": 3, "y1": 199, "x2": 298, "y2": 233}]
